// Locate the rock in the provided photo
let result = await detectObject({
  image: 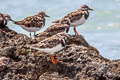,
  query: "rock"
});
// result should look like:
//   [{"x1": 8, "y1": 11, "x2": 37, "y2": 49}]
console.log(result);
[
  {"x1": 0, "y1": 57, "x2": 9, "y2": 71},
  {"x1": 0, "y1": 26, "x2": 120, "y2": 80},
  {"x1": 0, "y1": 27, "x2": 17, "y2": 42}
]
